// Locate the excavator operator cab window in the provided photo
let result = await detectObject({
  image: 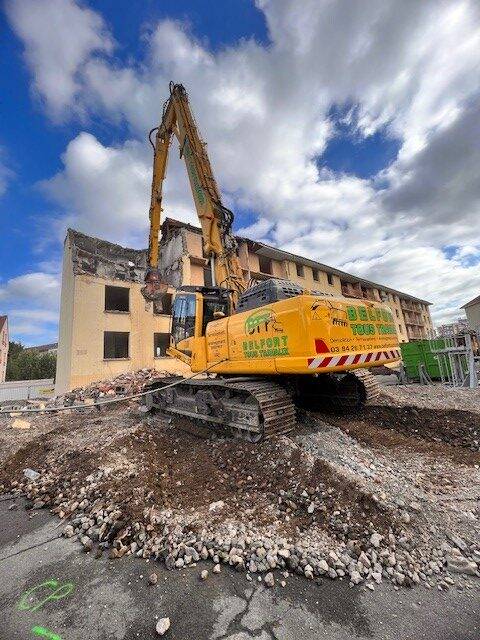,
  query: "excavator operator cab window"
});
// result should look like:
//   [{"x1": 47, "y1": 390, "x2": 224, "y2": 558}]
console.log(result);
[
  {"x1": 202, "y1": 296, "x2": 230, "y2": 335},
  {"x1": 171, "y1": 294, "x2": 196, "y2": 344}
]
